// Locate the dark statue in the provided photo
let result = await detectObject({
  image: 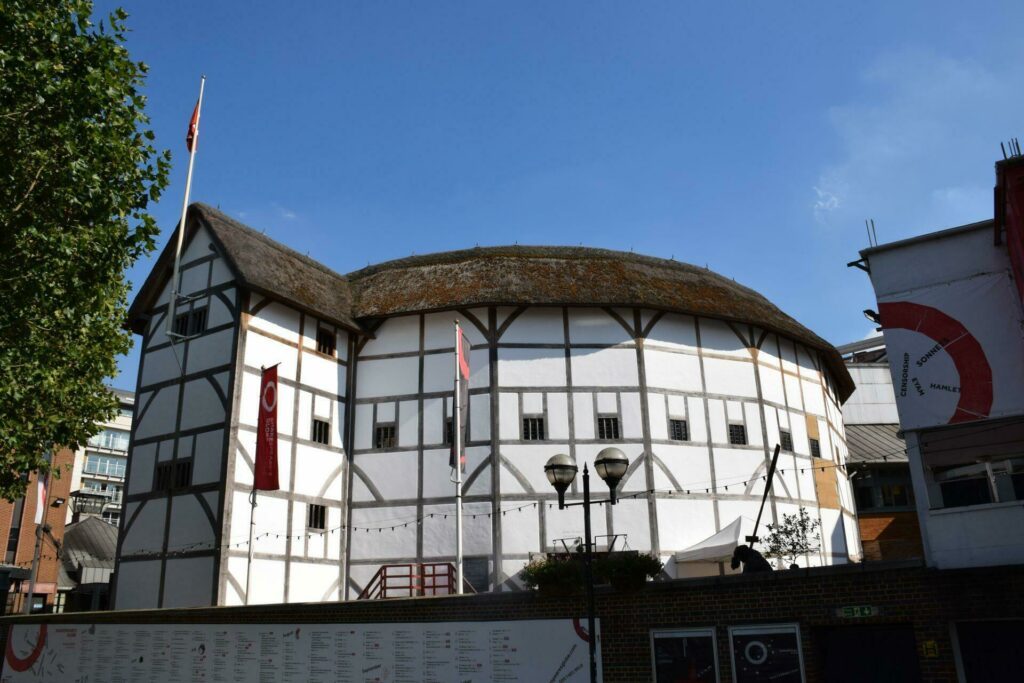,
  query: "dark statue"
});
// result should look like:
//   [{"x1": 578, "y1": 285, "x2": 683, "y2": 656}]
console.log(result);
[{"x1": 730, "y1": 545, "x2": 773, "y2": 573}]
